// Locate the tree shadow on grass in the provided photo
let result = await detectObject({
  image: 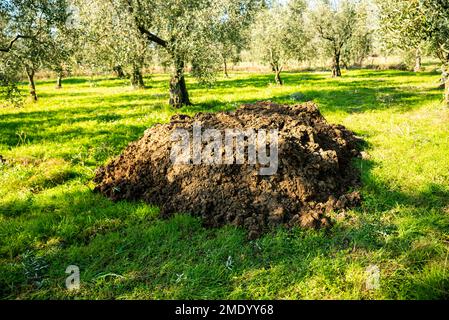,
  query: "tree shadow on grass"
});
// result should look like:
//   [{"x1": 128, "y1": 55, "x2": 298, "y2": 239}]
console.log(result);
[
  {"x1": 209, "y1": 72, "x2": 324, "y2": 89},
  {"x1": 182, "y1": 72, "x2": 442, "y2": 114},
  {"x1": 17, "y1": 77, "x2": 93, "y2": 88},
  {"x1": 180, "y1": 84, "x2": 441, "y2": 116},
  {"x1": 268, "y1": 84, "x2": 442, "y2": 114},
  {"x1": 0, "y1": 100, "x2": 173, "y2": 150},
  {"x1": 342, "y1": 69, "x2": 440, "y2": 79},
  {"x1": 0, "y1": 114, "x2": 148, "y2": 149}
]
